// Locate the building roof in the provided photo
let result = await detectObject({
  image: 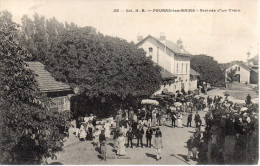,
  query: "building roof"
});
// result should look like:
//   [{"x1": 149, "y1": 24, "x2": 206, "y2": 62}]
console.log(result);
[
  {"x1": 165, "y1": 40, "x2": 191, "y2": 55},
  {"x1": 136, "y1": 35, "x2": 191, "y2": 57},
  {"x1": 161, "y1": 69, "x2": 177, "y2": 80},
  {"x1": 190, "y1": 68, "x2": 200, "y2": 76},
  {"x1": 25, "y1": 62, "x2": 72, "y2": 93},
  {"x1": 225, "y1": 61, "x2": 252, "y2": 72}
]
